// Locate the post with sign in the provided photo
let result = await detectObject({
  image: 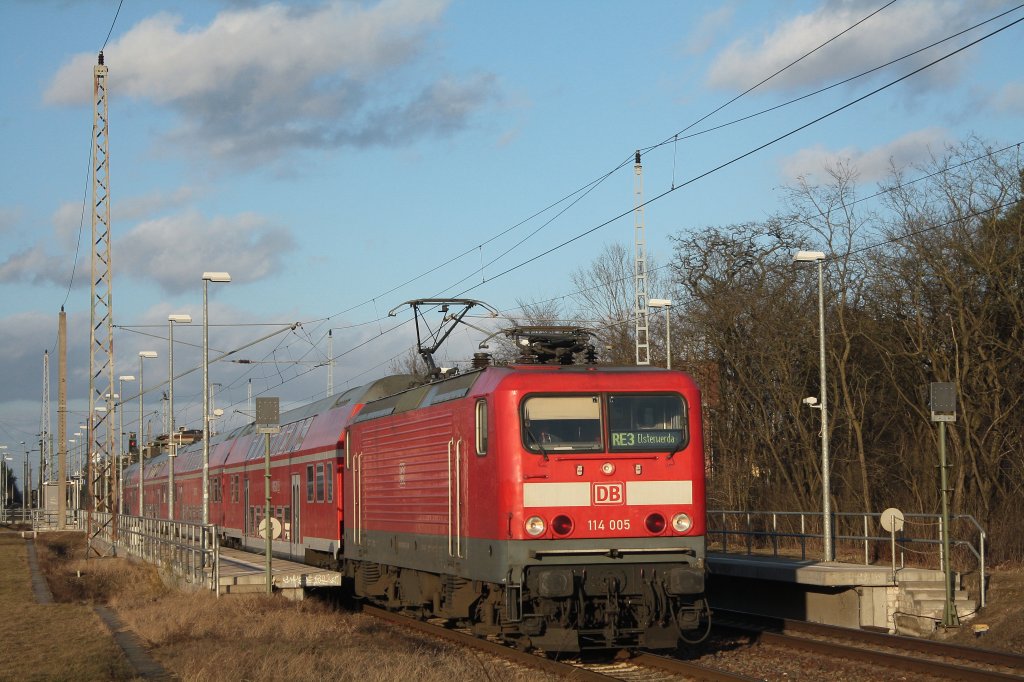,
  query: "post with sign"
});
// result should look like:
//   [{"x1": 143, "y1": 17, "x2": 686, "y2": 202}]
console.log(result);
[
  {"x1": 929, "y1": 382, "x2": 959, "y2": 628},
  {"x1": 256, "y1": 397, "x2": 280, "y2": 594}
]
